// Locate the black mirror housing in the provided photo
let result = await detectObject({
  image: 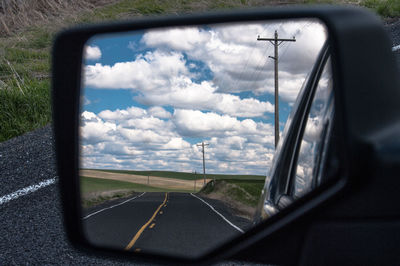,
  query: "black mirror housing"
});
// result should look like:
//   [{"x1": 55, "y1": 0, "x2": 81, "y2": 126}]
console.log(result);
[{"x1": 52, "y1": 5, "x2": 400, "y2": 265}]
